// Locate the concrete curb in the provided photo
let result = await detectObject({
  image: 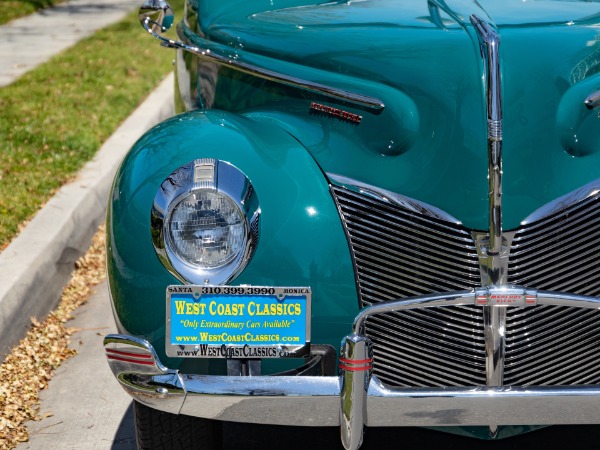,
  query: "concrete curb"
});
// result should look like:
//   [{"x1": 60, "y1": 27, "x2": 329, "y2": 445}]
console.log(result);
[{"x1": 0, "y1": 73, "x2": 174, "y2": 359}]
